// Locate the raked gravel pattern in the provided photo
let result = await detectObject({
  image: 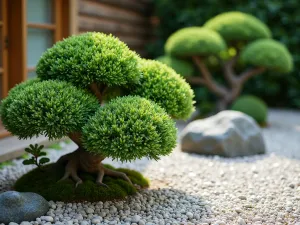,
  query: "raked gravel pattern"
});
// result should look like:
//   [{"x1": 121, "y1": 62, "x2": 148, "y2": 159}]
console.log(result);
[{"x1": 0, "y1": 109, "x2": 300, "y2": 225}]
